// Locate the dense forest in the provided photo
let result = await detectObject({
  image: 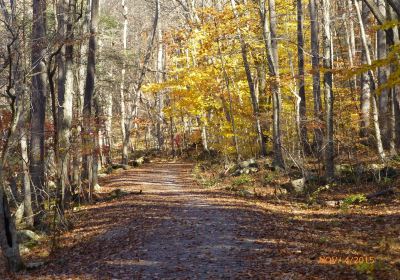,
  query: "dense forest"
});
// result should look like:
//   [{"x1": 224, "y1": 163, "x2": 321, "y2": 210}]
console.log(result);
[{"x1": 0, "y1": 0, "x2": 399, "y2": 279}]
